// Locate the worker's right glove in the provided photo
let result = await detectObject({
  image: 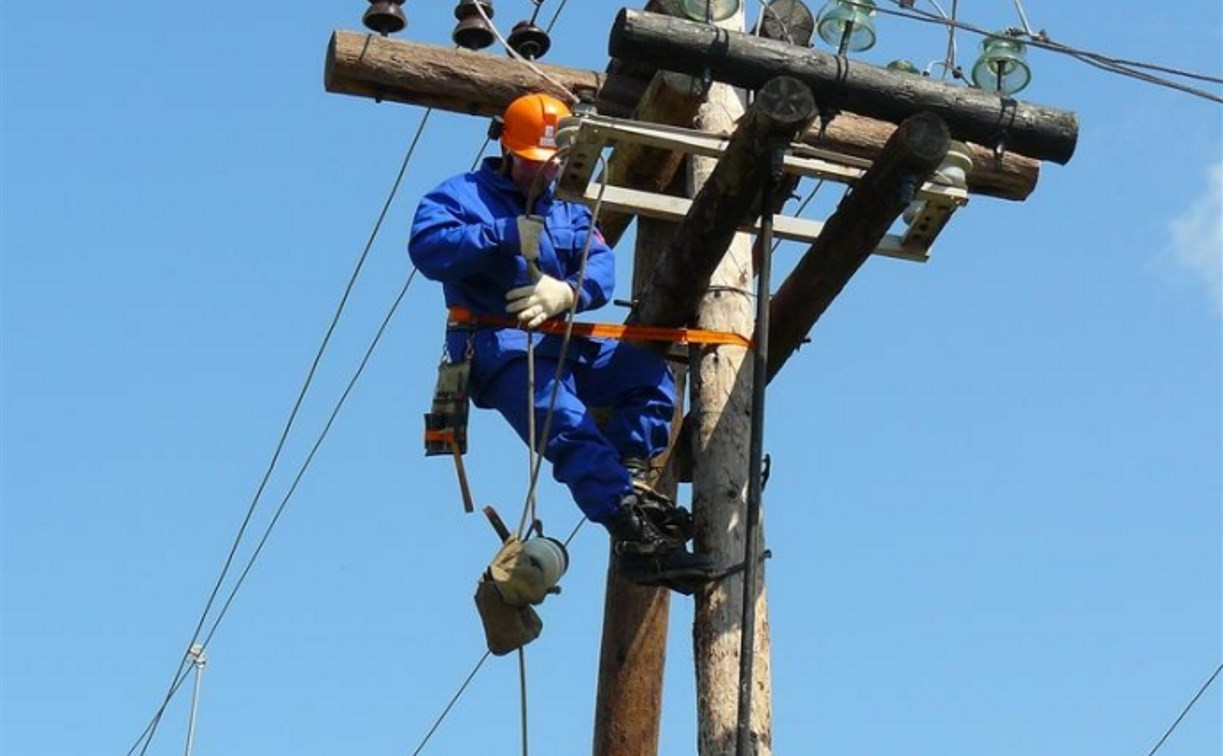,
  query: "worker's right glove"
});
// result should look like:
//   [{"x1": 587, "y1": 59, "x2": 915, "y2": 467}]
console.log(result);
[{"x1": 506, "y1": 275, "x2": 576, "y2": 329}]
